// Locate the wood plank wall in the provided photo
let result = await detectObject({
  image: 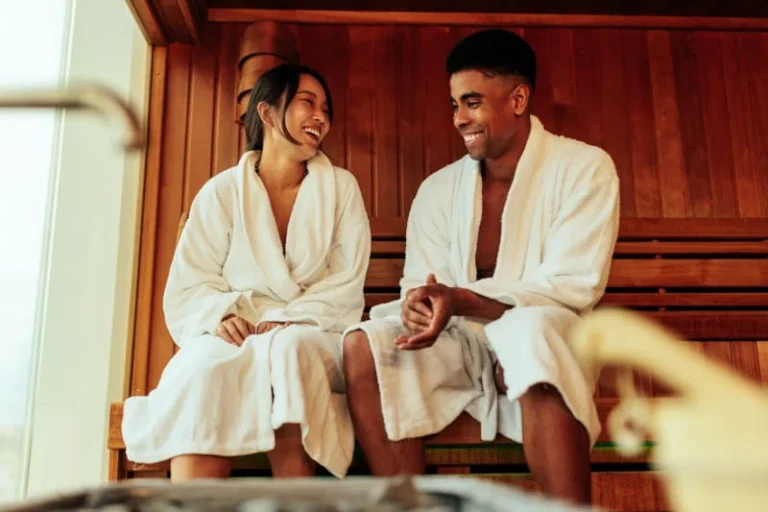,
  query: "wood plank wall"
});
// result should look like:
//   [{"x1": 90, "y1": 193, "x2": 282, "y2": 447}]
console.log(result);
[{"x1": 128, "y1": 21, "x2": 768, "y2": 396}]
